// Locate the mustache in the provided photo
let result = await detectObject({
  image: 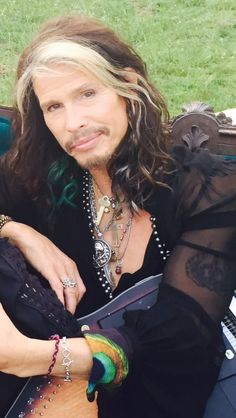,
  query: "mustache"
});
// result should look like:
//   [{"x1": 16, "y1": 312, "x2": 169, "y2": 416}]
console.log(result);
[{"x1": 65, "y1": 126, "x2": 109, "y2": 152}]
